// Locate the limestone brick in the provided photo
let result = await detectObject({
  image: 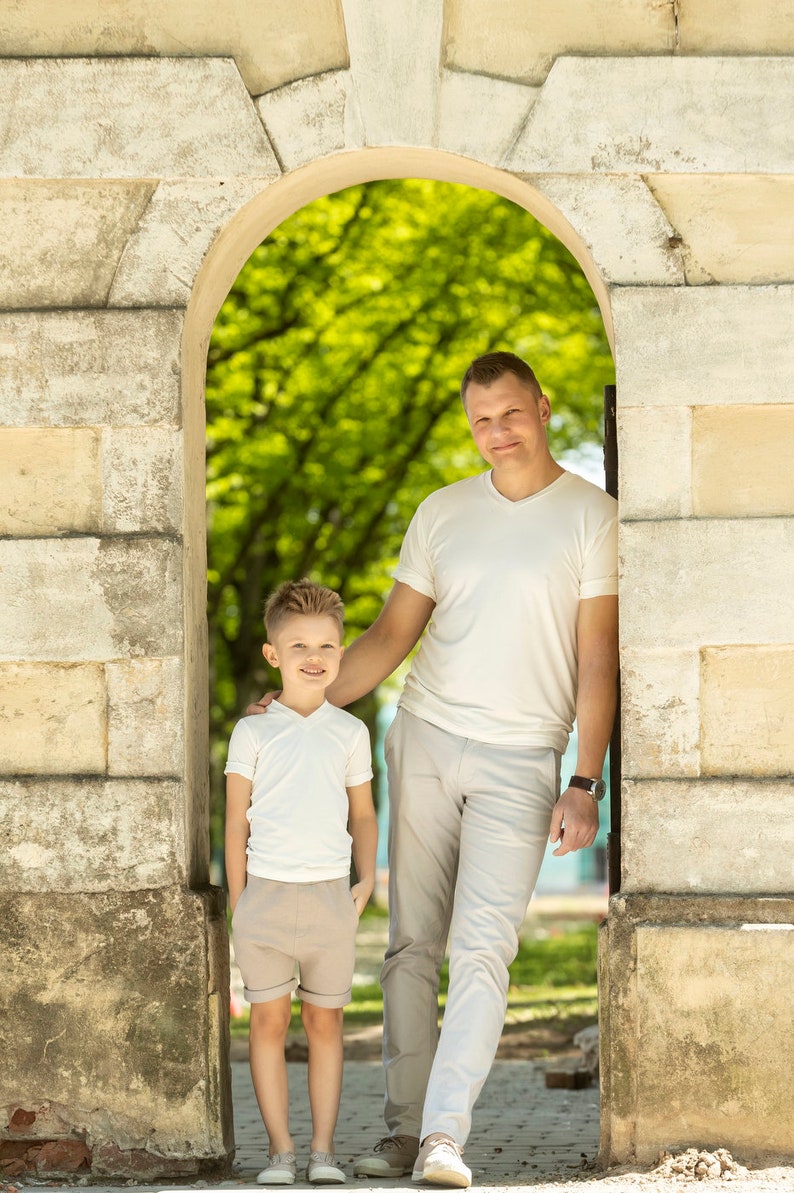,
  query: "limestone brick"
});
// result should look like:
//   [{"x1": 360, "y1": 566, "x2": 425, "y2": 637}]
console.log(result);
[
  {"x1": 106, "y1": 658, "x2": 184, "y2": 777},
  {"x1": 648, "y1": 175, "x2": 794, "y2": 283},
  {"x1": 108, "y1": 179, "x2": 281, "y2": 307},
  {"x1": 622, "y1": 779, "x2": 794, "y2": 895},
  {"x1": 692, "y1": 405, "x2": 794, "y2": 517},
  {"x1": 617, "y1": 407, "x2": 692, "y2": 520},
  {"x1": 437, "y1": 70, "x2": 537, "y2": 165},
  {"x1": 0, "y1": 664, "x2": 106, "y2": 774},
  {"x1": 613, "y1": 286, "x2": 794, "y2": 406},
  {"x1": 634, "y1": 923, "x2": 794, "y2": 1158},
  {"x1": 341, "y1": 0, "x2": 442, "y2": 146},
  {"x1": 620, "y1": 649, "x2": 700, "y2": 778},
  {"x1": 0, "y1": 59, "x2": 279, "y2": 178},
  {"x1": 0, "y1": 311, "x2": 183, "y2": 427},
  {"x1": 0, "y1": 778, "x2": 185, "y2": 891},
  {"x1": 678, "y1": 0, "x2": 794, "y2": 54},
  {"x1": 0, "y1": 539, "x2": 182, "y2": 662},
  {"x1": 102, "y1": 429, "x2": 183, "y2": 534},
  {"x1": 0, "y1": 0, "x2": 348, "y2": 95},
  {"x1": 0, "y1": 888, "x2": 232, "y2": 1168},
  {"x1": 0, "y1": 429, "x2": 101, "y2": 536},
  {"x1": 443, "y1": 0, "x2": 672, "y2": 86},
  {"x1": 507, "y1": 58, "x2": 794, "y2": 174},
  {"x1": 0, "y1": 181, "x2": 154, "y2": 309},
  {"x1": 256, "y1": 72, "x2": 364, "y2": 172},
  {"x1": 619, "y1": 520, "x2": 793, "y2": 649},
  {"x1": 701, "y1": 646, "x2": 794, "y2": 777},
  {"x1": 521, "y1": 175, "x2": 683, "y2": 287}
]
